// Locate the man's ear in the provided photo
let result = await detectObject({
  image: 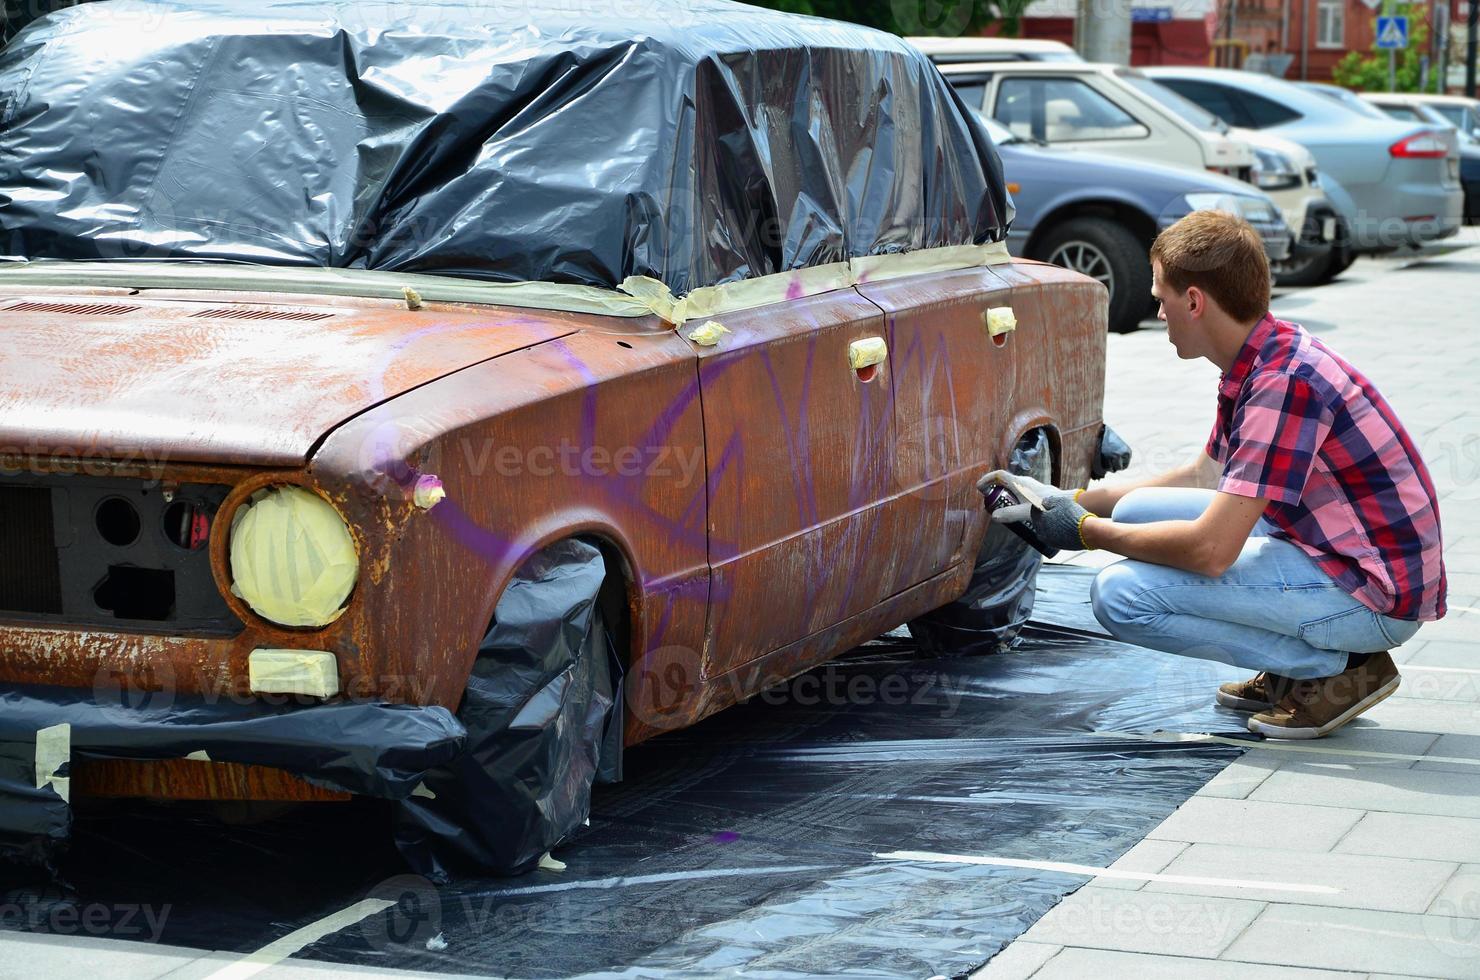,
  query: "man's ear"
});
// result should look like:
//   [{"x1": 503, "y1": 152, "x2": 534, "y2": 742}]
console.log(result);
[{"x1": 1185, "y1": 285, "x2": 1205, "y2": 318}]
